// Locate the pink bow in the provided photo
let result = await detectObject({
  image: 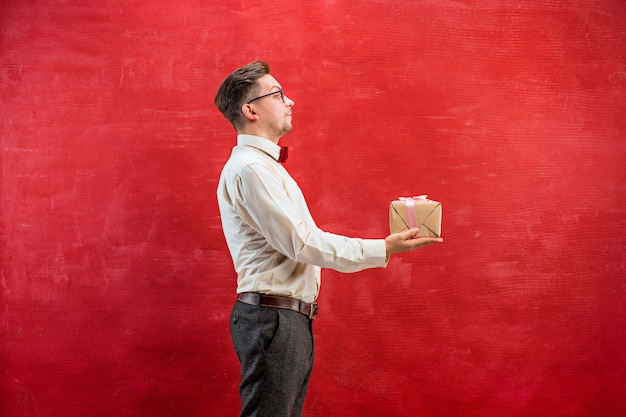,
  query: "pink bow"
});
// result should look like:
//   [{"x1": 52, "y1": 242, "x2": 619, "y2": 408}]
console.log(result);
[
  {"x1": 399, "y1": 195, "x2": 428, "y2": 202},
  {"x1": 398, "y1": 196, "x2": 428, "y2": 229}
]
